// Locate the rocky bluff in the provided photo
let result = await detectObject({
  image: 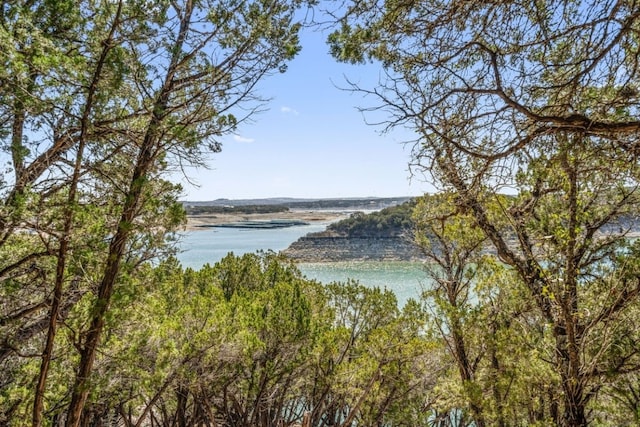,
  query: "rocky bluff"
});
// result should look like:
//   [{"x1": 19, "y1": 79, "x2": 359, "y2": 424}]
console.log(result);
[
  {"x1": 283, "y1": 201, "x2": 422, "y2": 262},
  {"x1": 283, "y1": 232, "x2": 421, "y2": 262}
]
